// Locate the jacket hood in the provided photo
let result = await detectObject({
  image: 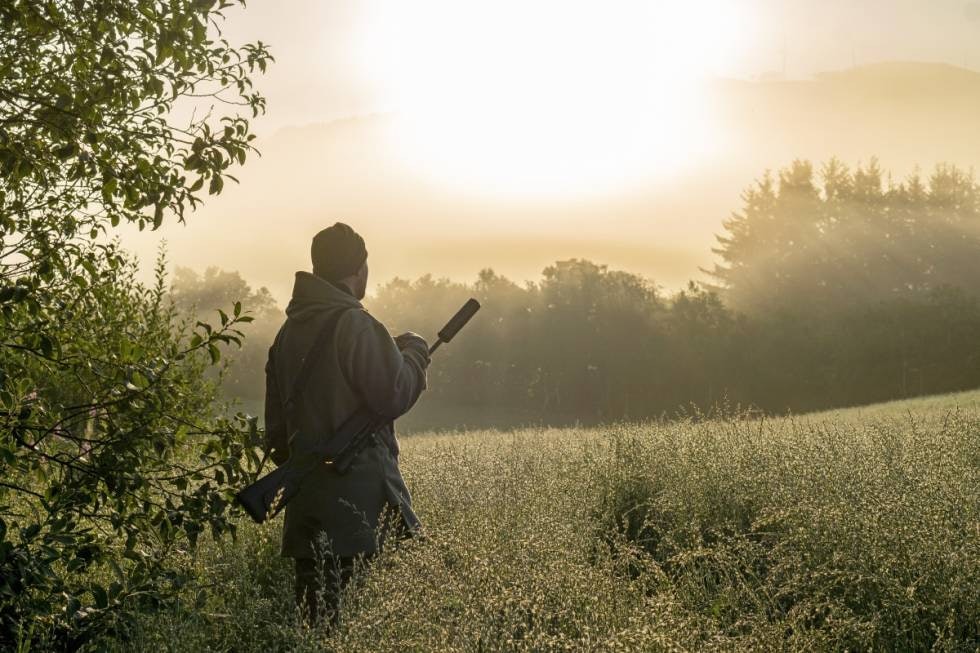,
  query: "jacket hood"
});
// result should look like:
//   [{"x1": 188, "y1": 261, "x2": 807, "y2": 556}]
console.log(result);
[{"x1": 285, "y1": 271, "x2": 362, "y2": 323}]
